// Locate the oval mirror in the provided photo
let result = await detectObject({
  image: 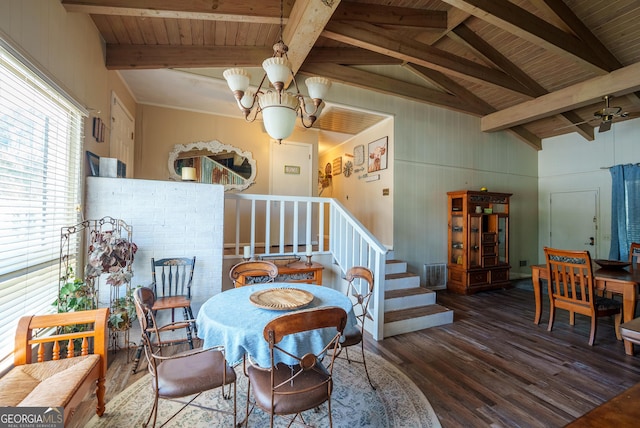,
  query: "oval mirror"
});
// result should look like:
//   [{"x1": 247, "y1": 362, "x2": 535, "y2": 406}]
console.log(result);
[{"x1": 168, "y1": 140, "x2": 256, "y2": 191}]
